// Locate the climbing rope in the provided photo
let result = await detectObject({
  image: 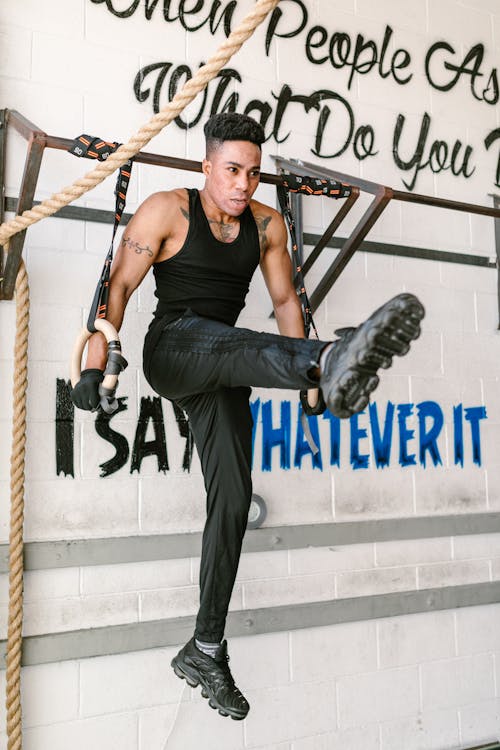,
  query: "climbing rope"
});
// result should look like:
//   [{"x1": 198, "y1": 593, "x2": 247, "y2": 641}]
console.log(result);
[
  {"x1": 6, "y1": 256, "x2": 29, "y2": 750},
  {"x1": 3, "y1": 2, "x2": 281, "y2": 747},
  {"x1": 0, "y1": 0, "x2": 281, "y2": 246}
]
